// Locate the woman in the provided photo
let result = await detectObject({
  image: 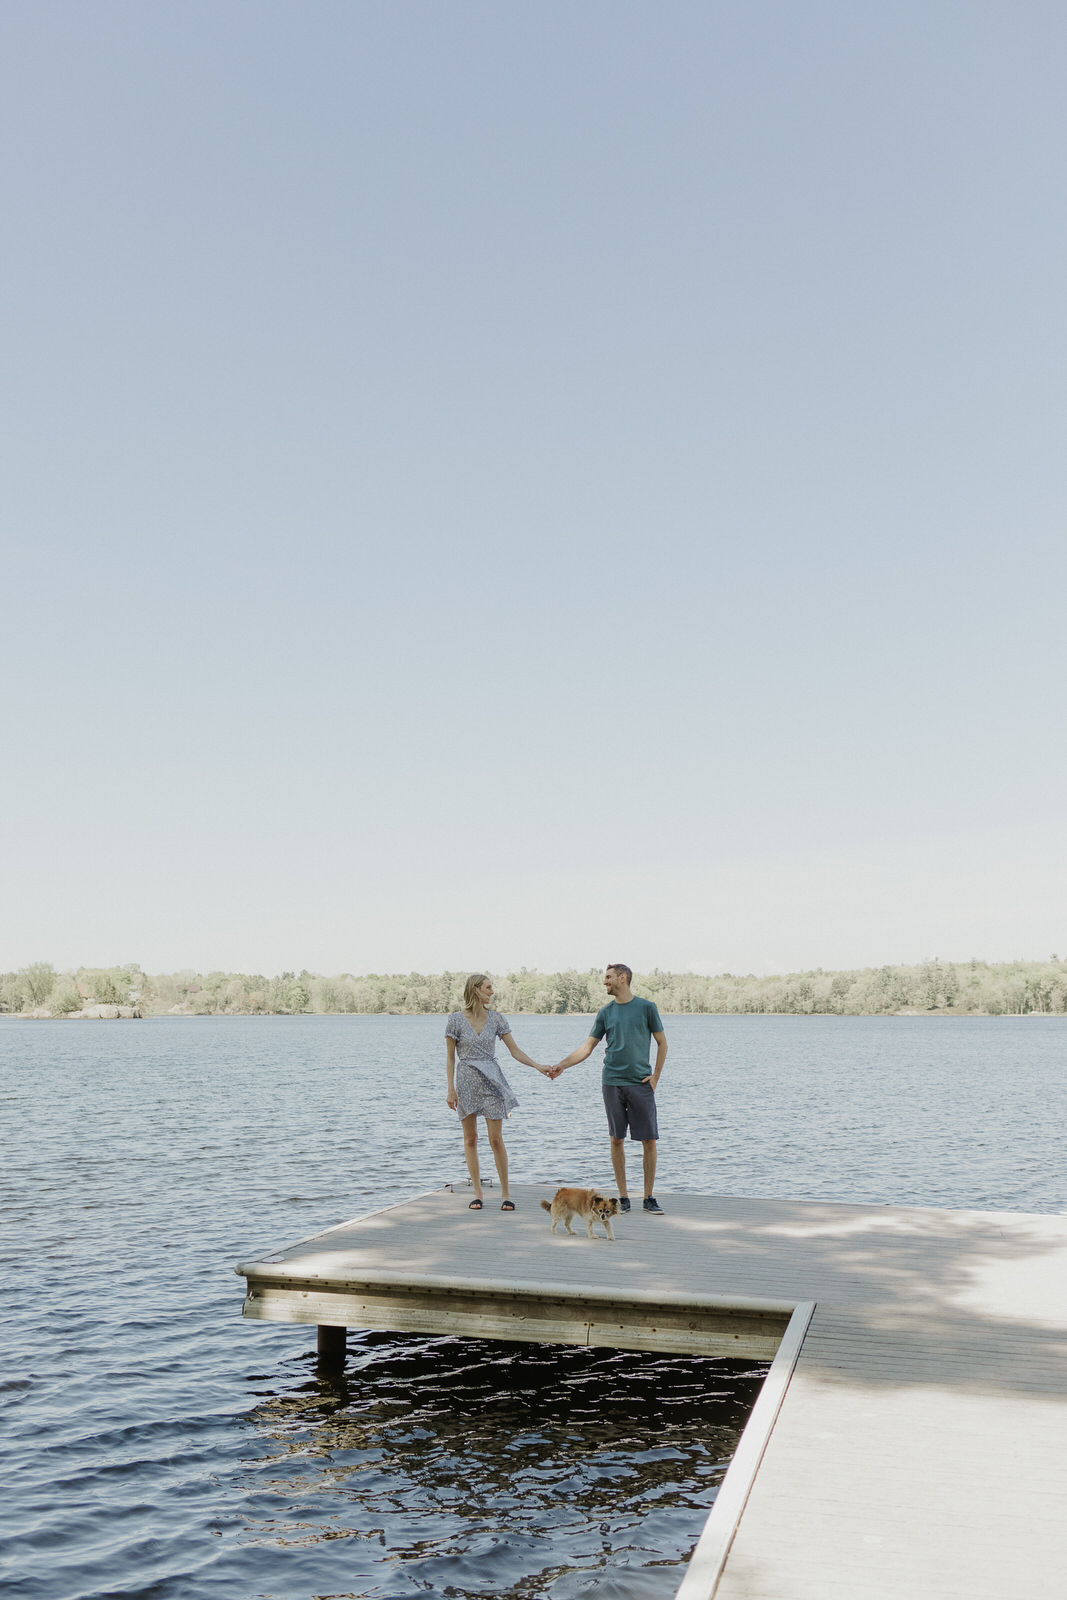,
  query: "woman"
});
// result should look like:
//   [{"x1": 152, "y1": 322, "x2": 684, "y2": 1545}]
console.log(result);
[{"x1": 445, "y1": 973, "x2": 549, "y2": 1210}]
